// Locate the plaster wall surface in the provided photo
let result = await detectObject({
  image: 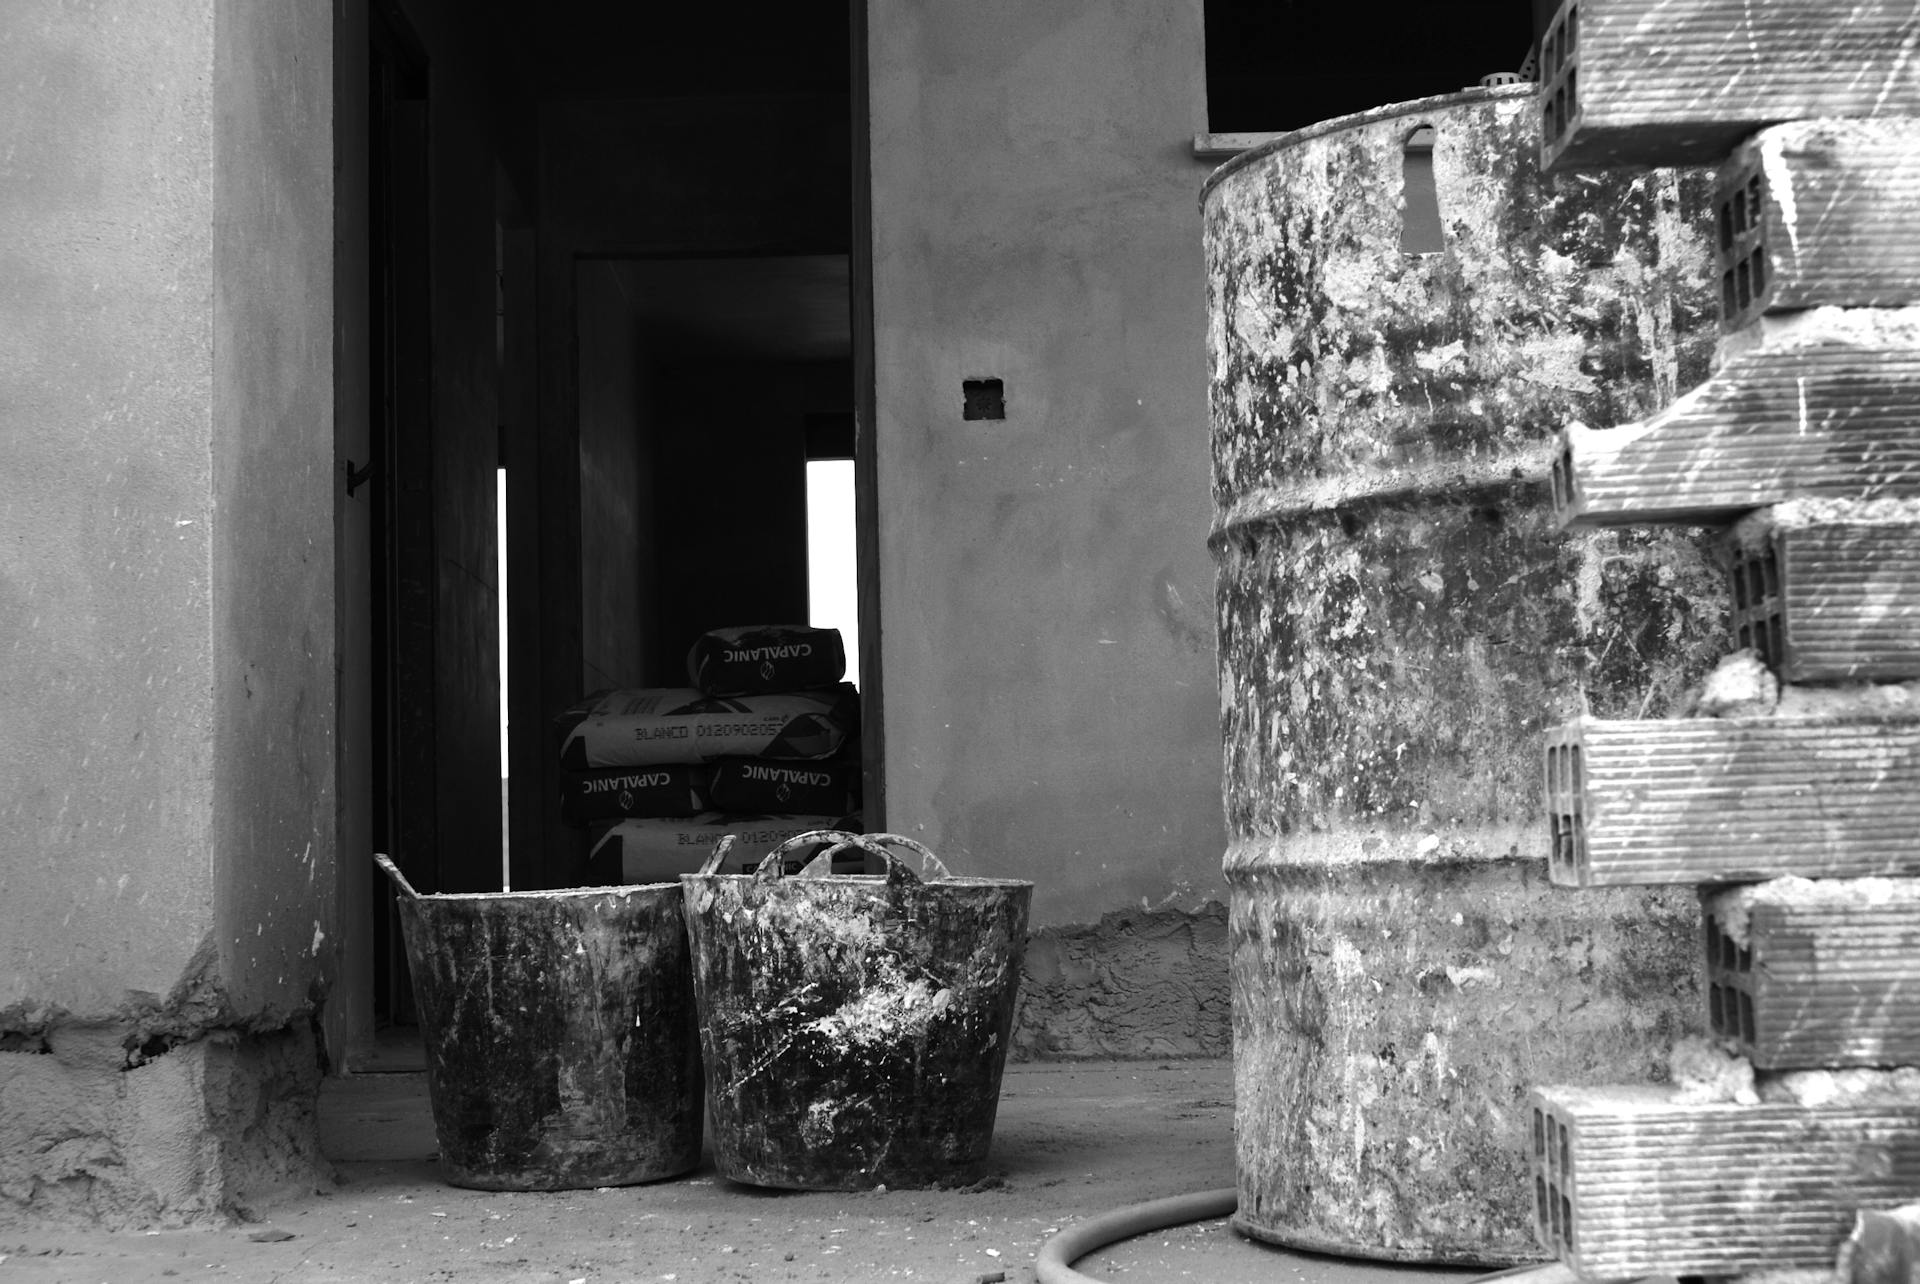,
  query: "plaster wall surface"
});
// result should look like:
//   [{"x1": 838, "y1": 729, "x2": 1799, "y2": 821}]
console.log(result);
[
  {"x1": 0, "y1": 0, "x2": 334, "y2": 1225},
  {"x1": 867, "y1": 0, "x2": 1226, "y2": 926},
  {"x1": 0, "y1": 1, "x2": 222, "y2": 1024},
  {"x1": 210, "y1": 0, "x2": 337, "y2": 1023}
]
